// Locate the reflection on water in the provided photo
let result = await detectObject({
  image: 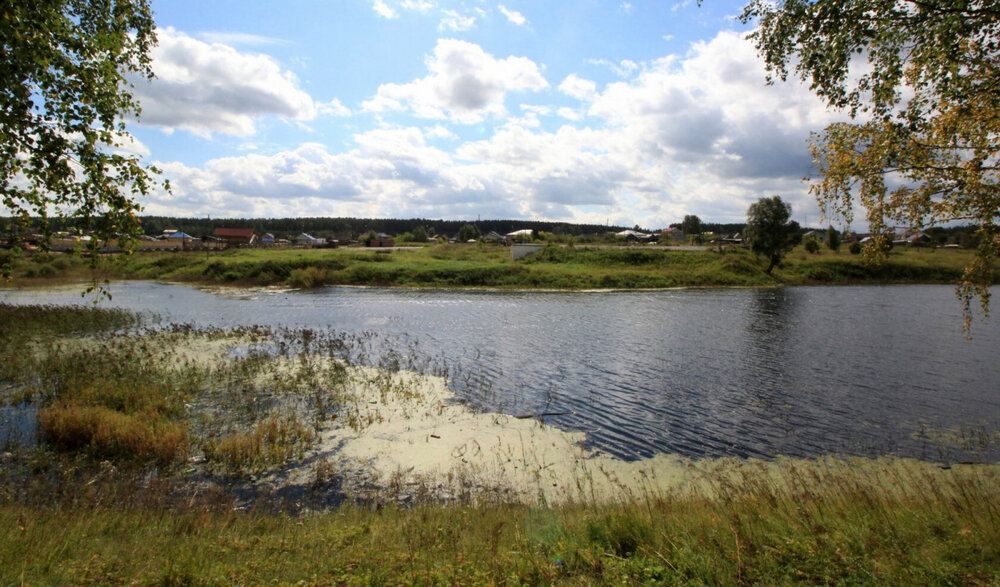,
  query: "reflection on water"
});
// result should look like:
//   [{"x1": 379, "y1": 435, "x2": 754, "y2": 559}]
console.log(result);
[{"x1": 3, "y1": 282, "x2": 998, "y2": 463}]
